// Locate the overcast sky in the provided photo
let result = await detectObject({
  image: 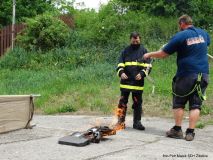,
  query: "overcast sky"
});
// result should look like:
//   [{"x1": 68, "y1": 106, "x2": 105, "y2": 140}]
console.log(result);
[{"x1": 73, "y1": 0, "x2": 109, "y2": 10}]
